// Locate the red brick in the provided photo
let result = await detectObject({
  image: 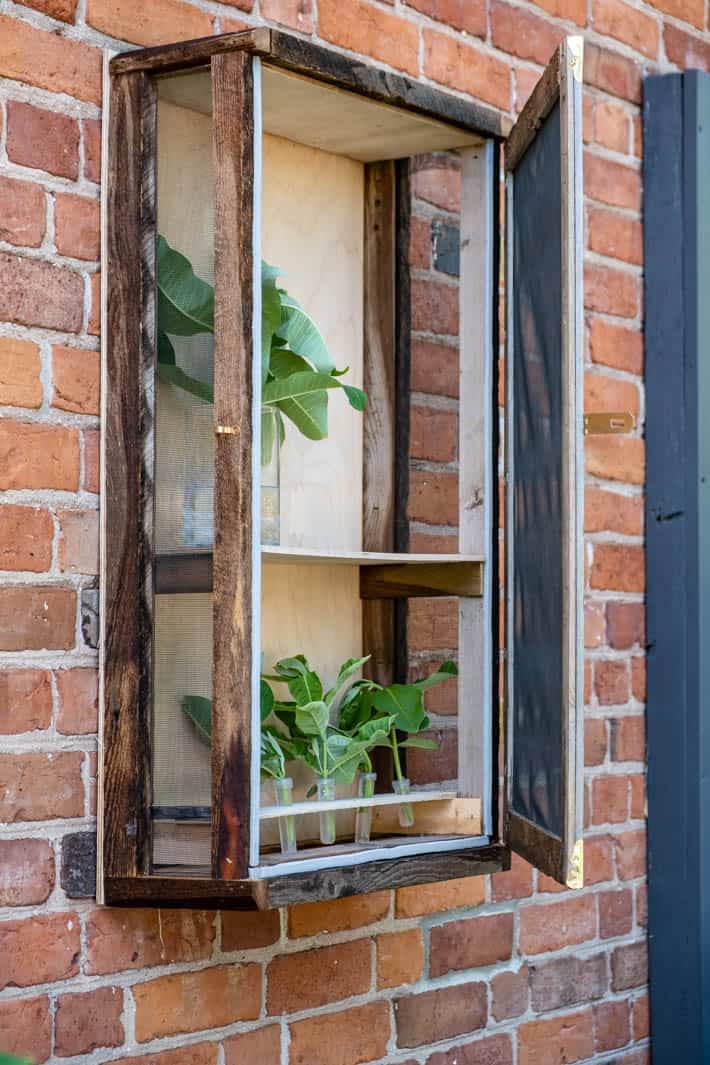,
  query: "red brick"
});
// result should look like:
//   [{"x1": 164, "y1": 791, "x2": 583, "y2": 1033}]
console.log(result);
[
  {"x1": 588, "y1": 207, "x2": 643, "y2": 266},
  {"x1": 221, "y1": 907, "x2": 280, "y2": 949},
  {"x1": 318, "y1": 0, "x2": 419, "y2": 76},
  {"x1": 585, "y1": 602, "x2": 605, "y2": 648},
  {"x1": 490, "y1": 858, "x2": 531, "y2": 906},
  {"x1": 611, "y1": 940, "x2": 647, "y2": 990},
  {"x1": 261, "y1": 0, "x2": 312, "y2": 31},
  {"x1": 516, "y1": 65, "x2": 543, "y2": 113},
  {"x1": 423, "y1": 29, "x2": 512, "y2": 110},
  {"x1": 585, "y1": 262, "x2": 639, "y2": 318},
  {"x1": 586, "y1": 437, "x2": 645, "y2": 487},
  {"x1": 431, "y1": 912, "x2": 513, "y2": 976},
  {"x1": 0, "y1": 15, "x2": 101, "y2": 102},
  {"x1": 594, "y1": 999, "x2": 630, "y2": 1052},
  {"x1": 615, "y1": 828, "x2": 646, "y2": 879},
  {"x1": 86, "y1": 0, "x2": 212, "y2": 45},
  {"x1": 636, "y1": 882, "x2": 647, "y2": 927},
  {"x1": 664, "y1": 22, "x2": 710, "y2": 70},
  {"x1": 530, "y1": 0, "x2": 585, "y2": 24},
  {"x1": 413, "y1": 166, "x2": 461, "y2": 216},
  {"x1": 409, "y1": 530, "x2": 459, "y2": 553},
  {"x1": 593, "y1": 0, "x2": 659, "y2": 58},
  {"x1": 396, "y1": 875, "x2": 485, "y2": 916},
  {"x1": 55, "y1": 987, "x2": 123, "y2": 1056},
  {"x1": 529, "y1": 953, "x2": 606, "y2": 1013},
  {"x1": 0, "y1": 586, "x2": 76, "y2": 652},
  {"x1": 491, "y1": 1, "x2": 562, "y2": 65},
  {"x1": 267, "y1": 939, "x2": 370, "y2": 1014},
  {"x1": 0, "y1": 995, "x2": 51, "y2": 1063},
  {"x1": 84, "y1": 429, "x2": 100, "y2": 492},
  {"x1": 0, "y1": 421, "x2": 80, "y2": 491},
  {"x1": 427, "y1": 1034, "x2": 514, "y2": 1065},
  {"x1": 518, "y1": 1010, "x2": 595, "y2": 1065},
  {"x1": 0, "y1": 176, "x2": 45, "y2": 248},
  {"x1": 411, "y1": 338, "x2": 459, "y2": 397},
  {"x1": 288, "y1": 892, "x2": 389, "y2": 938},
  {"x1": 585, "y1": 718, "x2": 607, "y2": 766},
  {"x1": 85, "y1": 908, "x2": 215, "y2": 974},
  {"x1": 404, "y1": 0, "x2": 486, "y2": 36},
  {"x1": 584, "y1": 370, "x2": 640, "y2": 417},
  {"x1": 610, "y1": 715, "x2": 645, "y2": 761},
  {"x1": 0, "y1": 252, "x2": 84, "y2": 333},
  {"x1": 289, "y1": 1002, "x2": 390, "y2": 1065},
  {"x1": 0, "y1": 337, "x2": 42, "y2": 408},
  {"x1": 0, "y1": 838, "x2": 54, "y2": 905},
  {"x1": 89, "y1": 271, "x2": 101, "y2": 336},
  {"x1": 54, "y1": 194, "x2": 100, "y2": 261},
  {"x1": 112, "y1": 1046, "x2": 217, "y2": 1065},
  {"x1": 594, "y1": 99, "x2": 631, "y2": 153},
  {"x1": 586, "y1": 153, "x2": 642, "y2": 213},
  {"x1": 83, "y1": 118, "x2": 102, "y2": 182},
  {"x1": 595, "y1": 659, "x2": 630, "y2": 705},
  {"x1": 589, "y1": 318, "x2": 643, "y2": 375},
  {"x1": 408, "y1": 600, "x2": 458, "y2": 653},
  {"x1": 0, "y1": 912, "x2": 80, "y2": 990},
  {"x1": 591, "y1": 543, "x2": 644, "y2": 592},
  {"x1": 395, "y1": 982, "x2": 487, "y2": 1048},
  {"x1": 650, "y1": 0, "x2": 703, "y2": 26},
  {"x1": 223, "y1": 1026, "x2": 281, "y2": 1065},
  {"x1": 585, "y1": 834, "x2": 615, "y2": 884},
  {"x1": 491, "y1": 966, "x2": 529, "y2": 1021},
  {"x1": 409, "y1": 655, "x2": 459, "y2": 713},
  {"x1": 630, "y1": 773, "x2": 645, "y2": 818},
  {"x1": 408, "y1": 471, "x2": 458, "y2": 525},
  {"x1": 58, "y1": 509, "x2": 99, "y2": 575},
  {"x1": 410, "y1": 216, "x2": 431, "y2": 268},
  {"x1": 0, "y1": 751, "x2": 83, "y2": 822},
  {"x1": 376, "y1": 928, "x2": 424, "y2": 988},
  {"x1": 134, "y1": 964, "x2": 260, "y2": 1040},
  {"x1": 599, "y1": 884, "x2": 633, "y2": 938},
  {"x1": 412, "y1": 278, "x2": 459, "y2": 336},
  {"x1": 592, "y1": 775, "x2": 628, "y2": 824},
  {"x1": 520, "y1": 896, "x2": 597, "y2": 955},
  {"x1": 6, "y1": 102, "x2": 79, "y2": 180},
  {"x1": 606, "y1": 602, "x2": 645, "y2": 649},
  {"x1": 631, "y1": 656, "x2": 645, "y2": 701},
  {"x1": 408, "y1": 727, "x2": 457, "y2": 783},
  {"x1": 585, "y1": 42, "x2": 642, "y2": 103},
  {"x1": 585, "y1": 488, "x2": 642, "y2": 537},
  {"x1": 21, "y1": 0, "x2": 76, "y2": 20},
  {"x1": 411, "y1": 405, "x2": 457, "y2": 462},
  {"x1": 0, "y1": 505, "x2": 52, "y2": 572},
  {"x1": 56, "y1": 668, "x2": 98, "y2": 735},
  {"x1": 632, "y1": 995, "x2": 649, "y2": 1040},
  {"x1": 0, "y1": 669, "x2": 52, "y2": 733}
]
